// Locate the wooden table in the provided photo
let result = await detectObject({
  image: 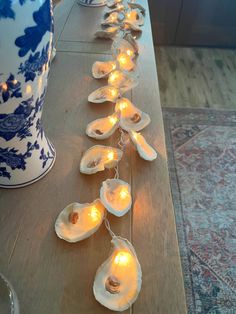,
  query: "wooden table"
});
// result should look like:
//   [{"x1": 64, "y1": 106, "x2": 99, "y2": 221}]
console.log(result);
[{"x1": 0, "y1": 1, "x2": 187, "y2": 313}]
